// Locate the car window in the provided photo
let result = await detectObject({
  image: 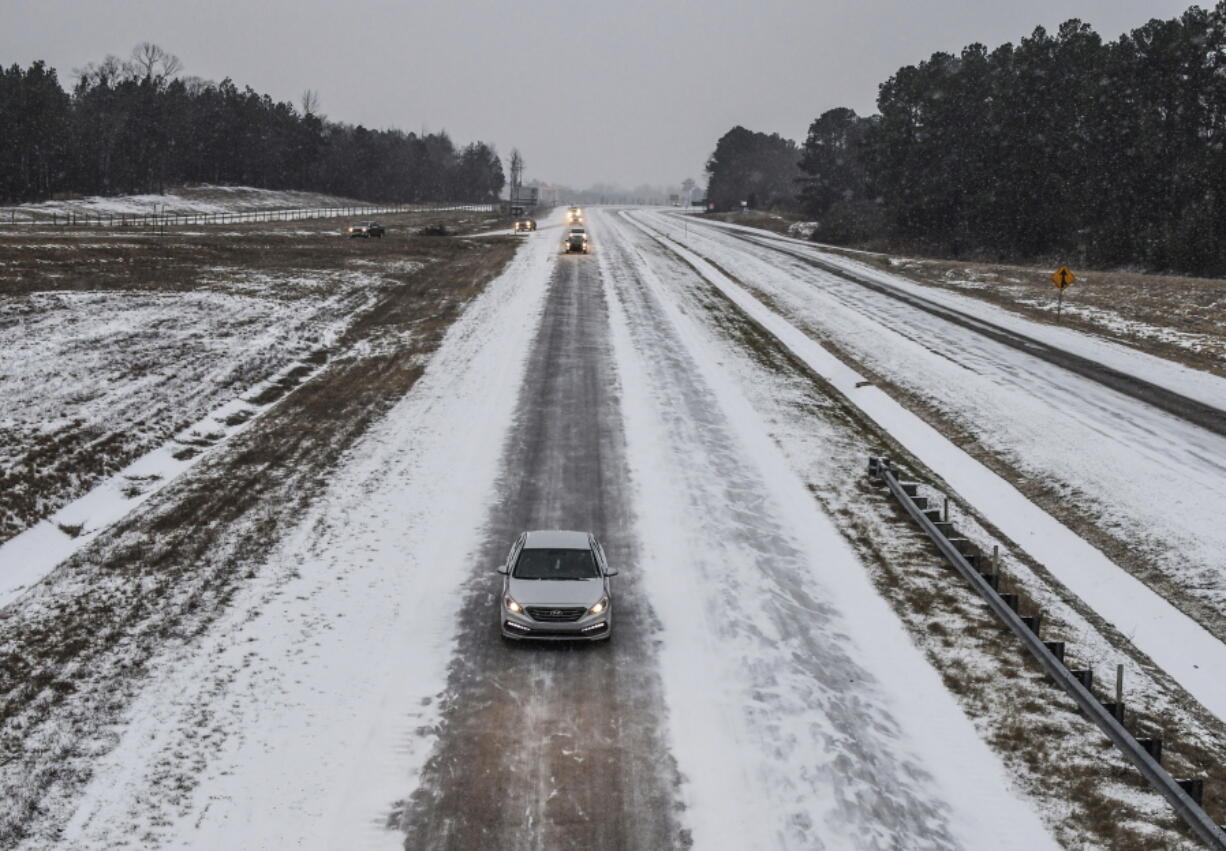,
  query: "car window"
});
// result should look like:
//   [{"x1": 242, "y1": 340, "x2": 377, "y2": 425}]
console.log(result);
[
  {"x1": 513, "y1": 548, "x2": 599, "y2": 580},
  {"x1": 506, "y1": 535, "x2": 523, "y2": 570}
]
